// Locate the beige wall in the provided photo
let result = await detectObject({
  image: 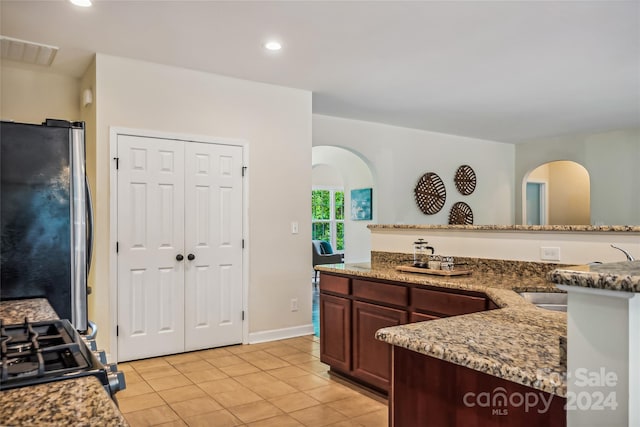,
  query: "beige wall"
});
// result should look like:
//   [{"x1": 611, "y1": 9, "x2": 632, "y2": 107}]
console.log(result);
[
  {"x1": 313, "y1": 114, "x2": 516, "y2": 225},
  {"x1": 527, "y1": 163, "x2": 549, "y2": 182},
  {"x1": 526, "y1": 161, "x2": 591, "y2": 225},
  {"x1": 312, "y1": 164, "x2": 343, "y2": 188},
  {"x1": 0, "y1": 57, "x2": 312, "y2": 355},
  {"x1": 0, "y1": 63, "x2": 80, "y2": 122},
  {"x1": 79, "y1": 58, "x2": 98, "y2": 329},
  {"x1": 516, "y1": 129, "x2": 640, "y2": 225},
  {"x1": 90, "y1": 55, "x2": 312, "y2": 353},
  {"x1": 371, "y1": 228, "x2": 640, "y2": 265},
  {"x1": 547, "y1": 161, "x2": 590, "y2": 225}
]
